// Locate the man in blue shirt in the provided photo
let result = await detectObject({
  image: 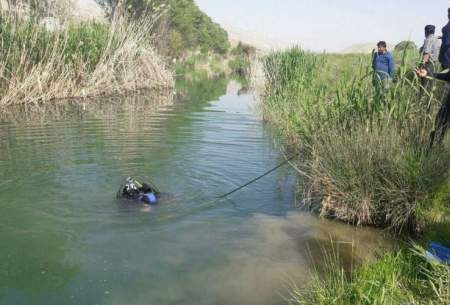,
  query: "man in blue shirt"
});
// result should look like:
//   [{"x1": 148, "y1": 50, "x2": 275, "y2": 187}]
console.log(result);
[
  {"x1": 439, "y1": 8, "x2": 450, "y2": 69},
  {"x1": 372, "y1": 41, "x2": 395, "y2": 90}
]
